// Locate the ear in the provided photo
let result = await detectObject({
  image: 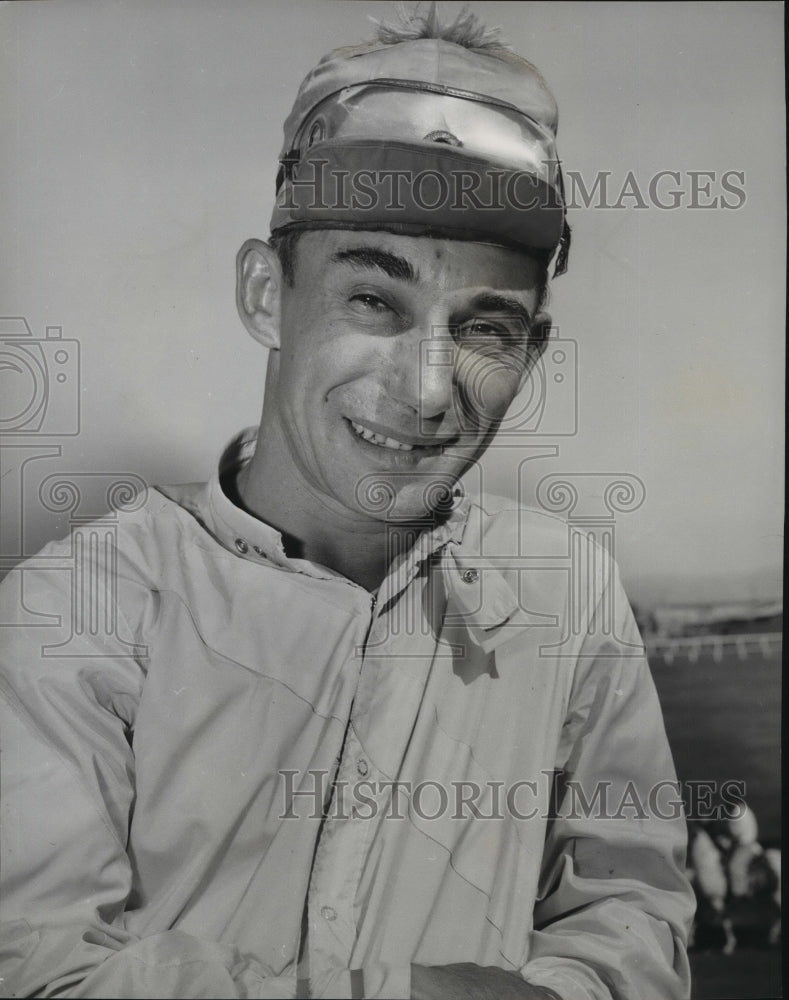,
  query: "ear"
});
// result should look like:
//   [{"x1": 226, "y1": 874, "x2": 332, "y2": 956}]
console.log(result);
[
  {"x1": 519, "y1": 310, "x2": 553, "y2": 389},
  {"x1": 236, "y1": 238, "x2": 282, "y2": 349}
]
